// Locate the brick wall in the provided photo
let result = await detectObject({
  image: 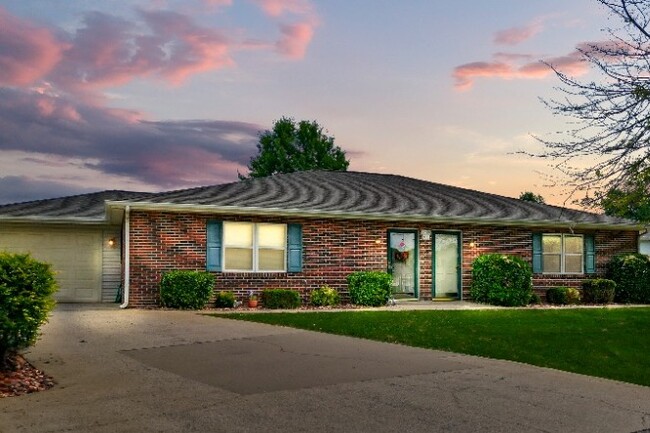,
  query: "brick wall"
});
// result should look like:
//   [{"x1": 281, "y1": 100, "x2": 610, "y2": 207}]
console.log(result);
[{"x1": 126, "y1": 210, "x2": 638, "y2": 307}]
